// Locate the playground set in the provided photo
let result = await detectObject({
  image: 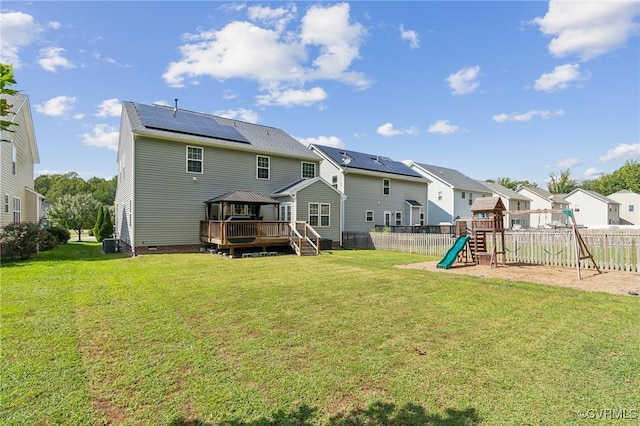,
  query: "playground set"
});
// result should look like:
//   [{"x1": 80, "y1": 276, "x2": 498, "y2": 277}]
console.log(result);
[{"x1": 436, "y1": 197, "x2": 601, "y2": 280}]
